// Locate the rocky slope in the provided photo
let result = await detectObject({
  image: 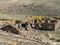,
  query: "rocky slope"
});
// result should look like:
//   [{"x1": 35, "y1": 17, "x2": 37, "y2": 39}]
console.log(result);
[
  {"x1": 0, "y1": 20, "x2": 60, "y2": 45},
  {"x1": 0, "y1": 0, "x2": 60, "y2": 15},
  {"x1": 0, "y1": 28, "x2": 60, "y2": 45}
]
